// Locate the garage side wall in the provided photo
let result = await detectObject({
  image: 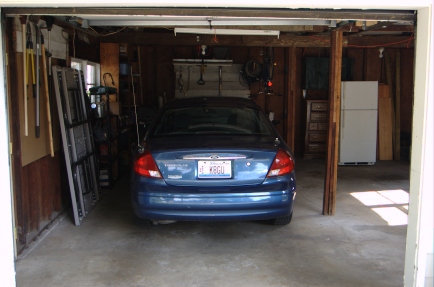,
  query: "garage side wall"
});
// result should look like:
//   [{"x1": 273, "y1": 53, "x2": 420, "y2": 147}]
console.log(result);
[{"x1": 6, "y1": 18, "x2": 69, "y2": 254}]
